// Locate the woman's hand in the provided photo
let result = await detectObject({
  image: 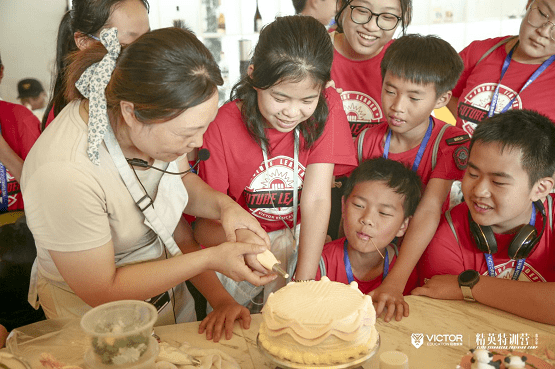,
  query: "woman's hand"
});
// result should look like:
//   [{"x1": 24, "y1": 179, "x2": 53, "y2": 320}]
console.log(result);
[
  {"x1": 220, "y1": 201, "x2": 270, "y2": 247},
  {"x1": 209, "y1": 241, "x2": 277, "y2": 286},
  {"x1": 235, "y1": 229, "x2": 269, "y2": 274},
  {"x1": 198, "y1": 299, "x2": 251, "y2": 342}
]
